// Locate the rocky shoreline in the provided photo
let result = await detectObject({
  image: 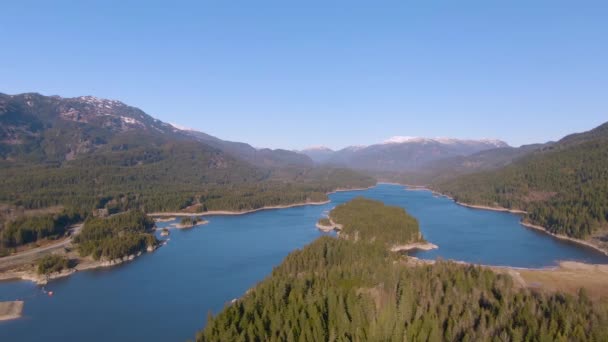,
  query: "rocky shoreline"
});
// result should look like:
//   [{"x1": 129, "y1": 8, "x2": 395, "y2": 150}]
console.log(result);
[
  {"x1": 0, "y1": 244, "x2": 162, "y2": 286},
  {"x1": 455, "y1": 201, "x2": 528, "y2": 215},
  {"x1": 167, "y1": 220, "x2": 210, "y2": 229},
  {"x1": 400, "y1": 184, "x2": 608, "y2": 257},
  {"x1": 390, "y1": 242, "x2": 439, "y2": 252},
  {"x1": 148, "y1": 200, "x2": 331, "y2": 218},
  {"x1": 520, "y1": 221, "x2": 608, "y2": 256},
  {"x1": 315, "y1": 218, "x2": 343, "y2": 232}
]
